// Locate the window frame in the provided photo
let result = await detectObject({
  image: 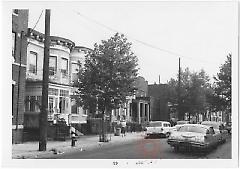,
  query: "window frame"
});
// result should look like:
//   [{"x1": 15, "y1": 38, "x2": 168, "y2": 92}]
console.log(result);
[
  {"x1": 12, "y1": 32, "x2": 16, "y2": 58},
  {"x1": 29, "y1": 96, "x2": 36, "y2": 112},
  {"x1": 29, "y1": 51, "x2": 38, "y2": 74},
  {"x1": 49, "y1": 55, "x2": 57, "y2": 76},
  {"x1": 71, "y1": 62, "x2": 79, "y2": 74},
  {"x1": 61, "y1": 57, "x2": 68, "y2": 78}
]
